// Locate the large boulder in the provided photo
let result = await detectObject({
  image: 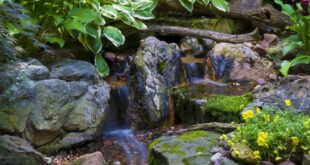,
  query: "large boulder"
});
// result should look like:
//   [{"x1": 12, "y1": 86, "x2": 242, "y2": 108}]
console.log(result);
[
  {"x1": 0, "y1": 135, "x2": 47, "y2": 165},
  {"x1": 249, "y1": 75, "x2": 310, "y2": 115},
  {"x1": 148, "y1": 131, "x2": 220, "y2": 165},
  {"x1": 206, "y1": 43, "x2": 273, "y2": 82},
  {"x1": 0, "y1": 59, "x2": 110, "y2": 154},
  {"x1": 130, "y1": 37, "x2": 184, "y2": 128}
]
